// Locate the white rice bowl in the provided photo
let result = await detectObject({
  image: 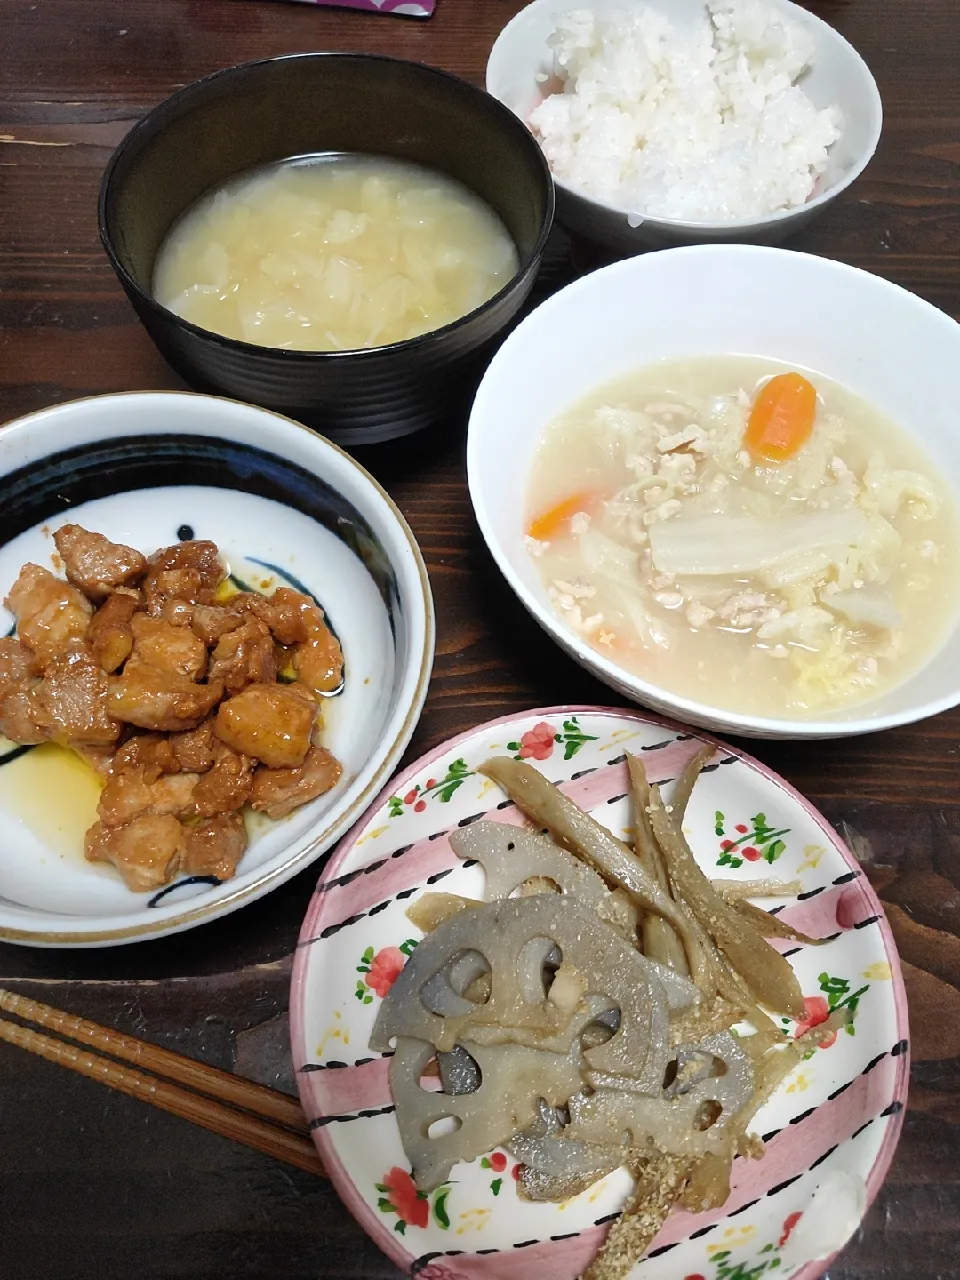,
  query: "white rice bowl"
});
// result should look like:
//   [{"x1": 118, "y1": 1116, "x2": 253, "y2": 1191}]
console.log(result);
[
  {"x1": 486, "y1": 0, "x2": 882, "y2": 249},
  {"x1": 530, "y1": 0, "x2": 841, "y2": 222}
]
